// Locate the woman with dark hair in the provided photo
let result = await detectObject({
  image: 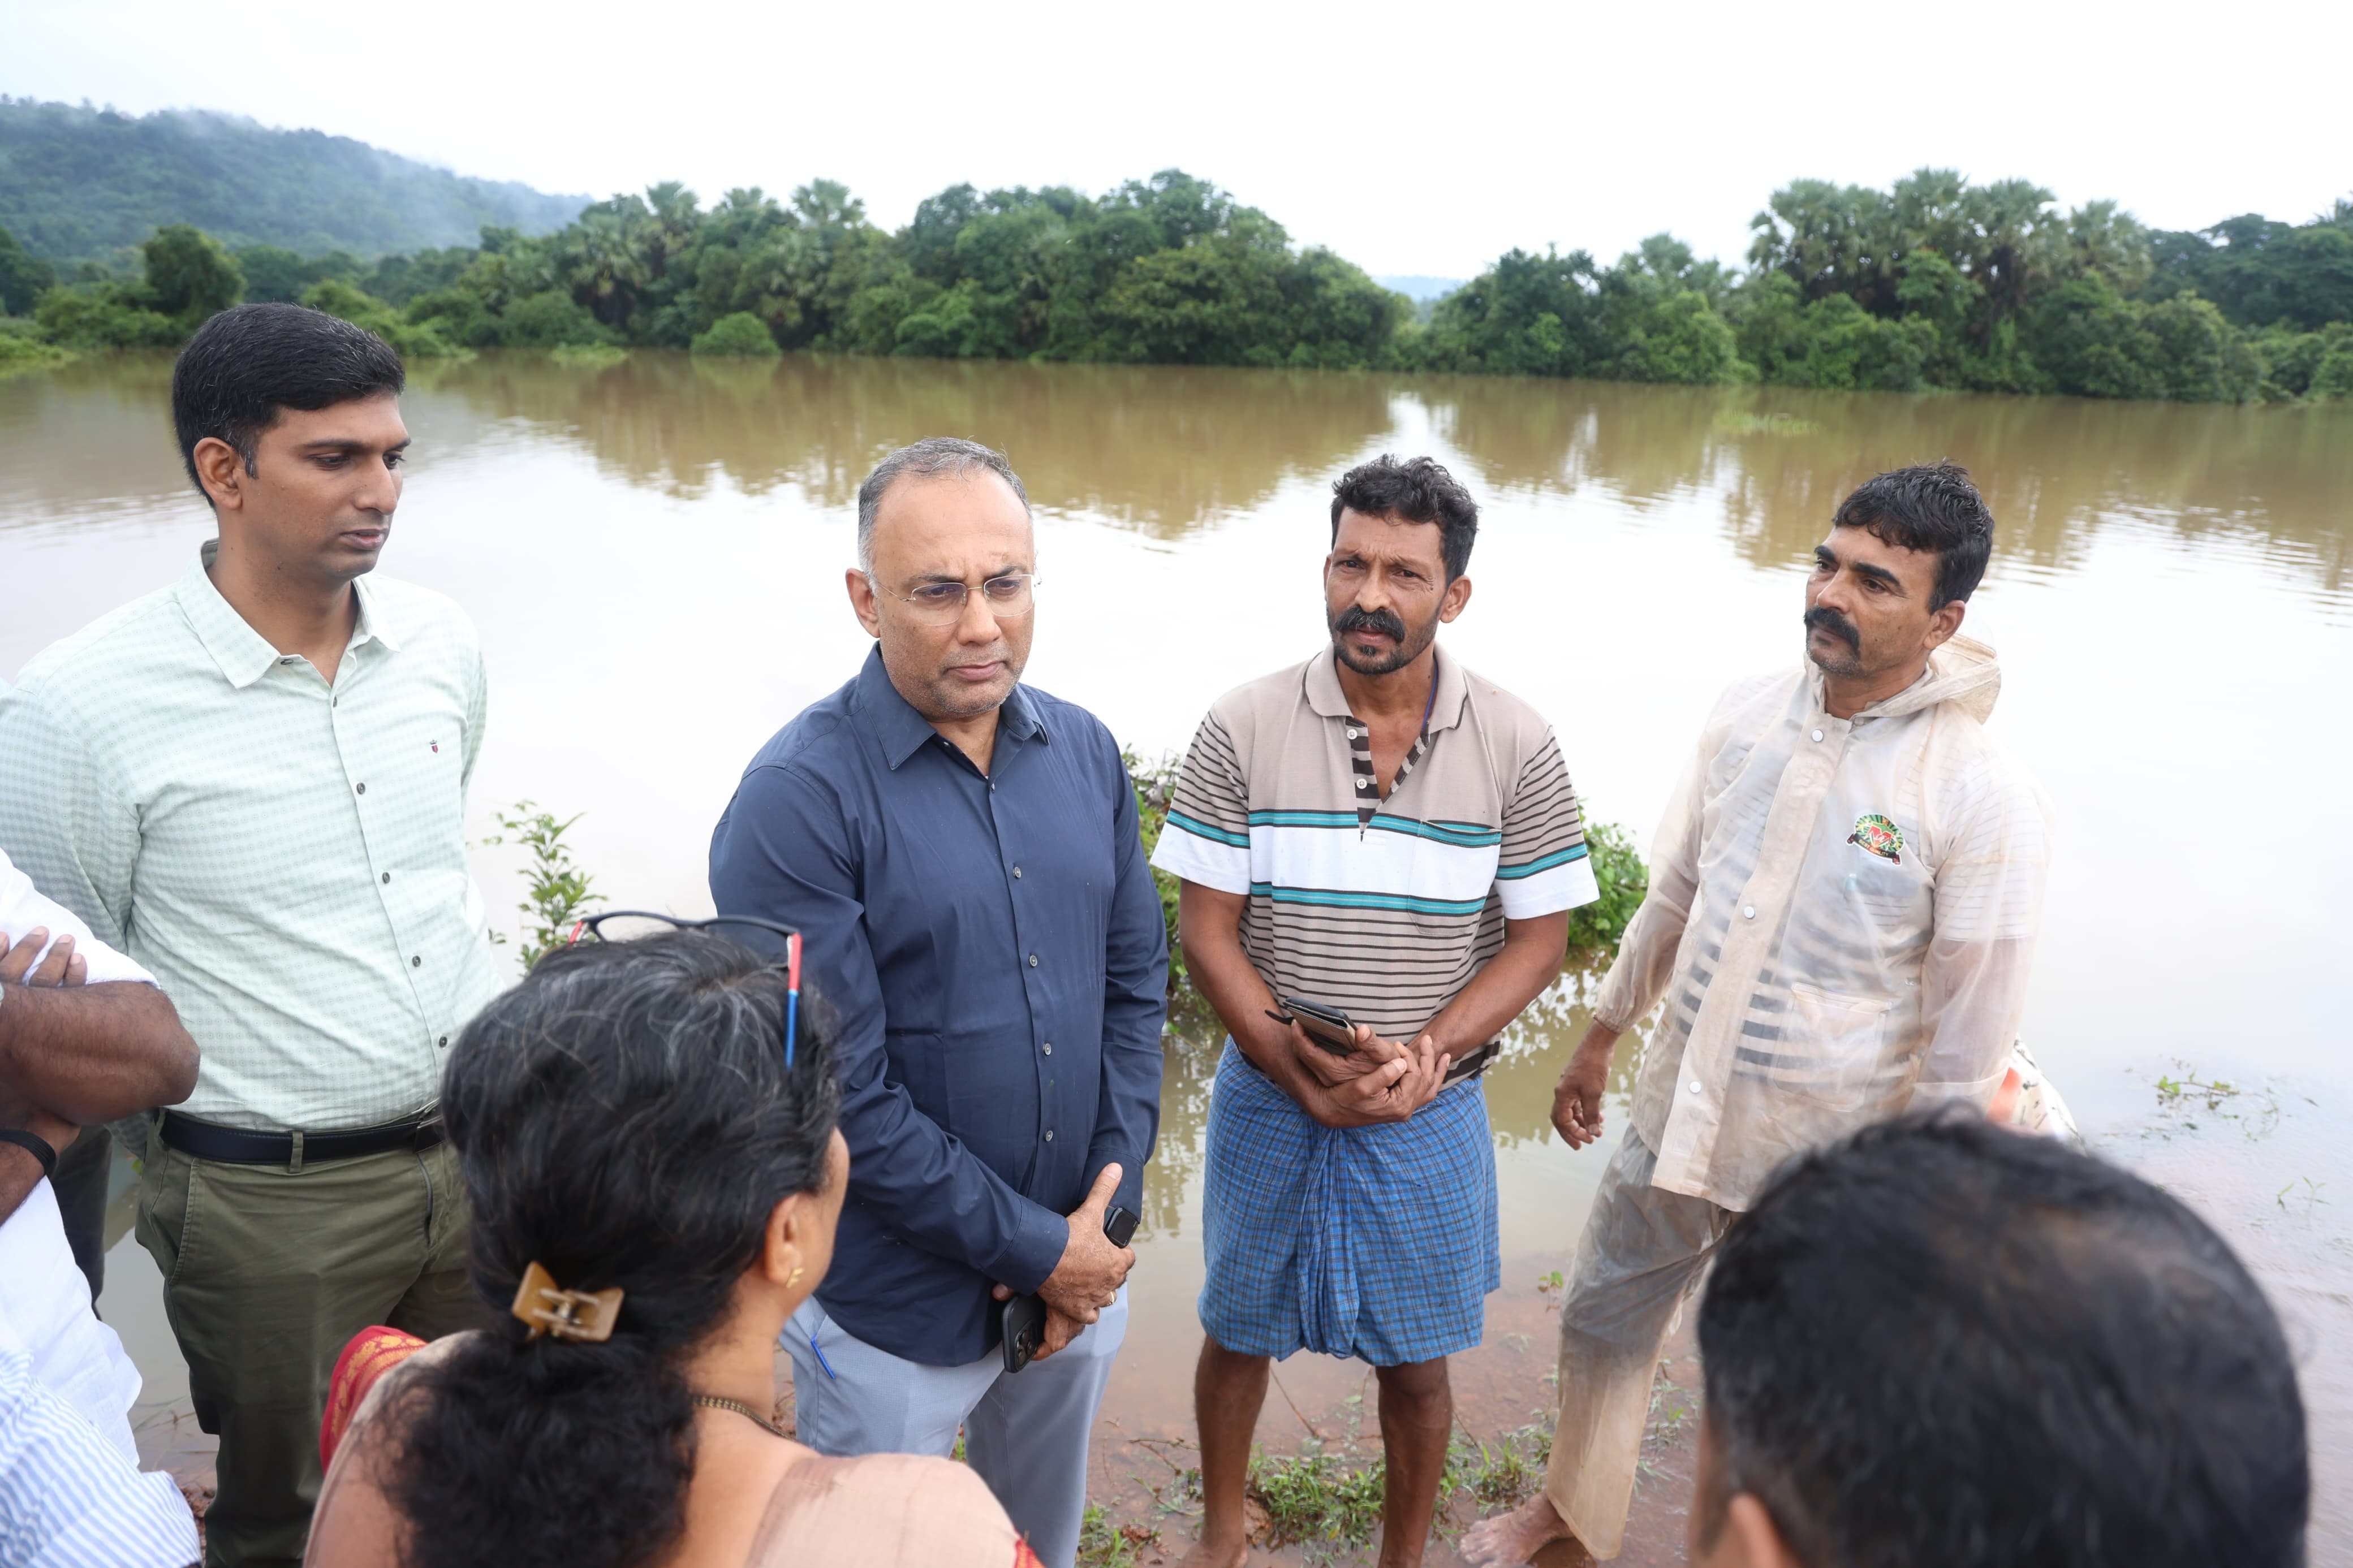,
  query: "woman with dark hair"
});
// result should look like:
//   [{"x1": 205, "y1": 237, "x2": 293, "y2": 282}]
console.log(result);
[{"x1": 302, "y1": 931, "x2": 1040, "y2": 1567}]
